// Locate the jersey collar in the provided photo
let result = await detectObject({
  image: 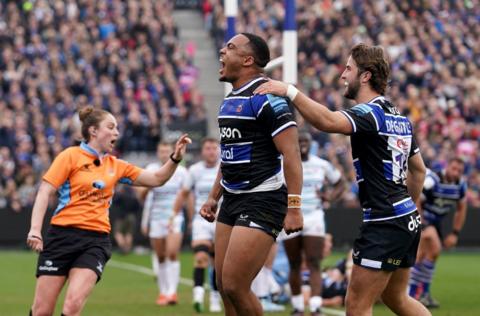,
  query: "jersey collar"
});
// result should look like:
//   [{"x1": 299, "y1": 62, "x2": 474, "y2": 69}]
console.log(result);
[
  {"x1": 231, "y1": 77, "x2": 265, "y2": 95},
  {"x1": 367, "y1": 95, "x2": 386, "y2": 104},
  {"x1": 80, "y1": 141, "x2": 105, "y2": 158}
]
